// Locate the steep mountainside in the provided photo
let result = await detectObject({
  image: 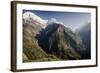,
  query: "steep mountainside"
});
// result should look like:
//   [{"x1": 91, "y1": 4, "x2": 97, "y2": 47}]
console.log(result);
[
  {"x1": 23, "y1": 11, "x2": 87, "y2": 62},
  {"x1": 37, "y1": 22, "x2": 86, "y2": 60},
  {"x1": 23, "y1": 12, "x2": 59, "y2": 62}
]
